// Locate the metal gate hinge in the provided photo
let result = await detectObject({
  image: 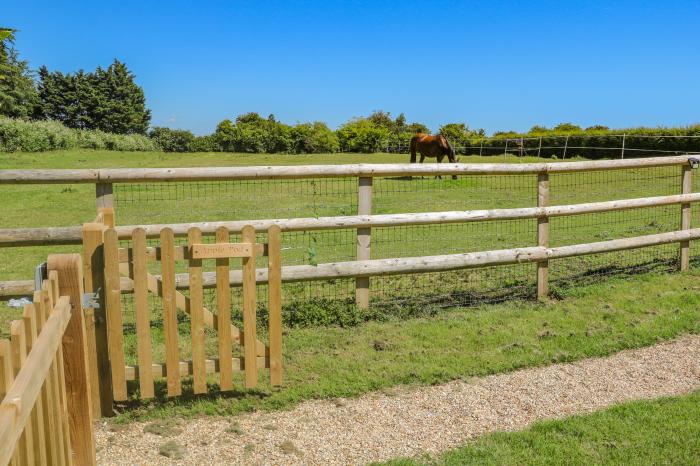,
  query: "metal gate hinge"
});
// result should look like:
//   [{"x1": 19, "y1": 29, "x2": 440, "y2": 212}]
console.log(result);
[{"x1": 82, "y1": 288, "x2": 101, "y2": 309}]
